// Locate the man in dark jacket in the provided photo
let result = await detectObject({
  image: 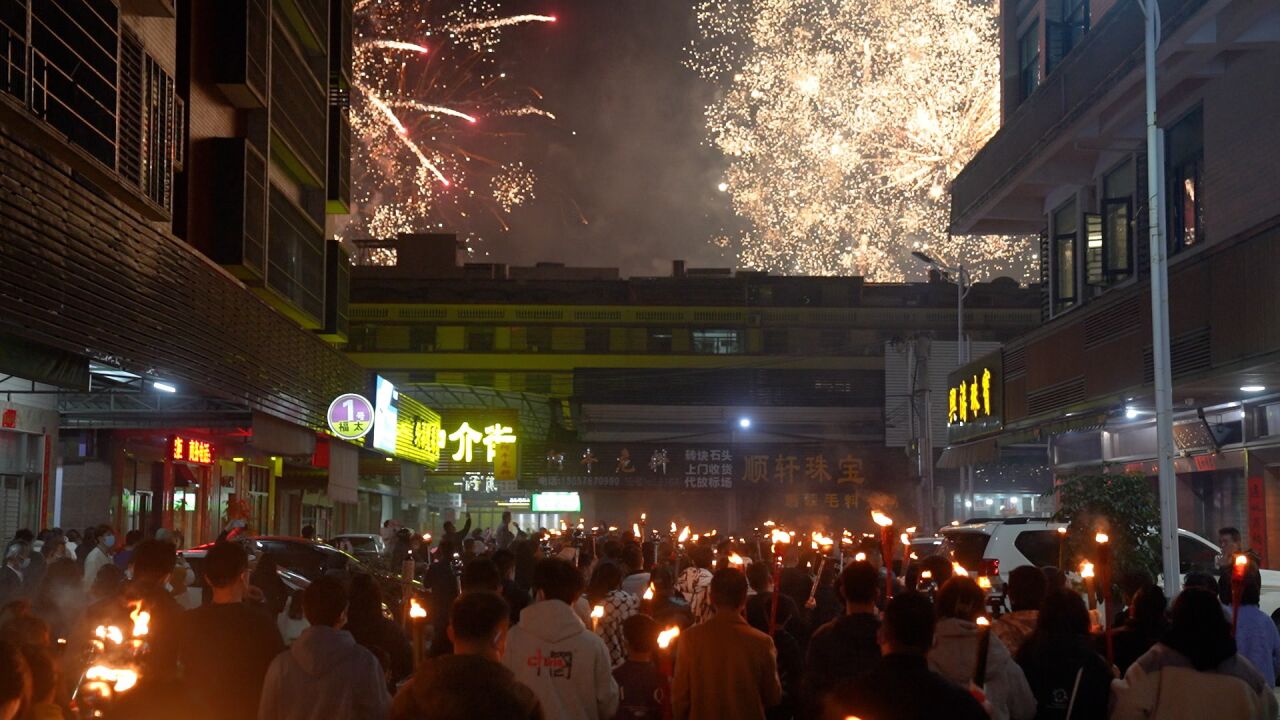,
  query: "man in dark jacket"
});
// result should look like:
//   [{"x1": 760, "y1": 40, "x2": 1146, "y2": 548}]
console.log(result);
[
  {"x1": 804, "y1": 561, "x2": 881, "y2": 715},
  {"x1": 392, "y1": 591, "x2": 543, "y2": 719},
  {"x1": 827, "y1": 591, "x2": 987, "y2": 720}
]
